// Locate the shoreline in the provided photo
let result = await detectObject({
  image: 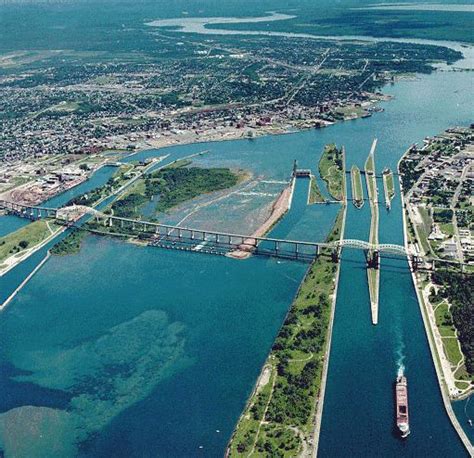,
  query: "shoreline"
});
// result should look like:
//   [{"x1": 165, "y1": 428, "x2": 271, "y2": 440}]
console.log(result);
[
  {"x1": 225, "y1": 206, "x2": 346, "y2": 457},
  {"x1": 112, "y1": 94, "x2": 391, "y2": 164},
  {"x1": 365, "y1": 139, "x2": 380, "y2": 325},
  {"x1": 227, "y1": 177, "x2": 295, "y2": 260},
  {"x1": 0, "y1": 225, "x2": 65, "y2": 278},
  {"x1": 398, "y1": 153, "x2": 474, "y2": 454},
  {"x1": 0, "y1": 251, "x2": 51, "y2": 310},
  {"x1": 310, "y1": 202, "x2": 348, "y2": 457}
]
